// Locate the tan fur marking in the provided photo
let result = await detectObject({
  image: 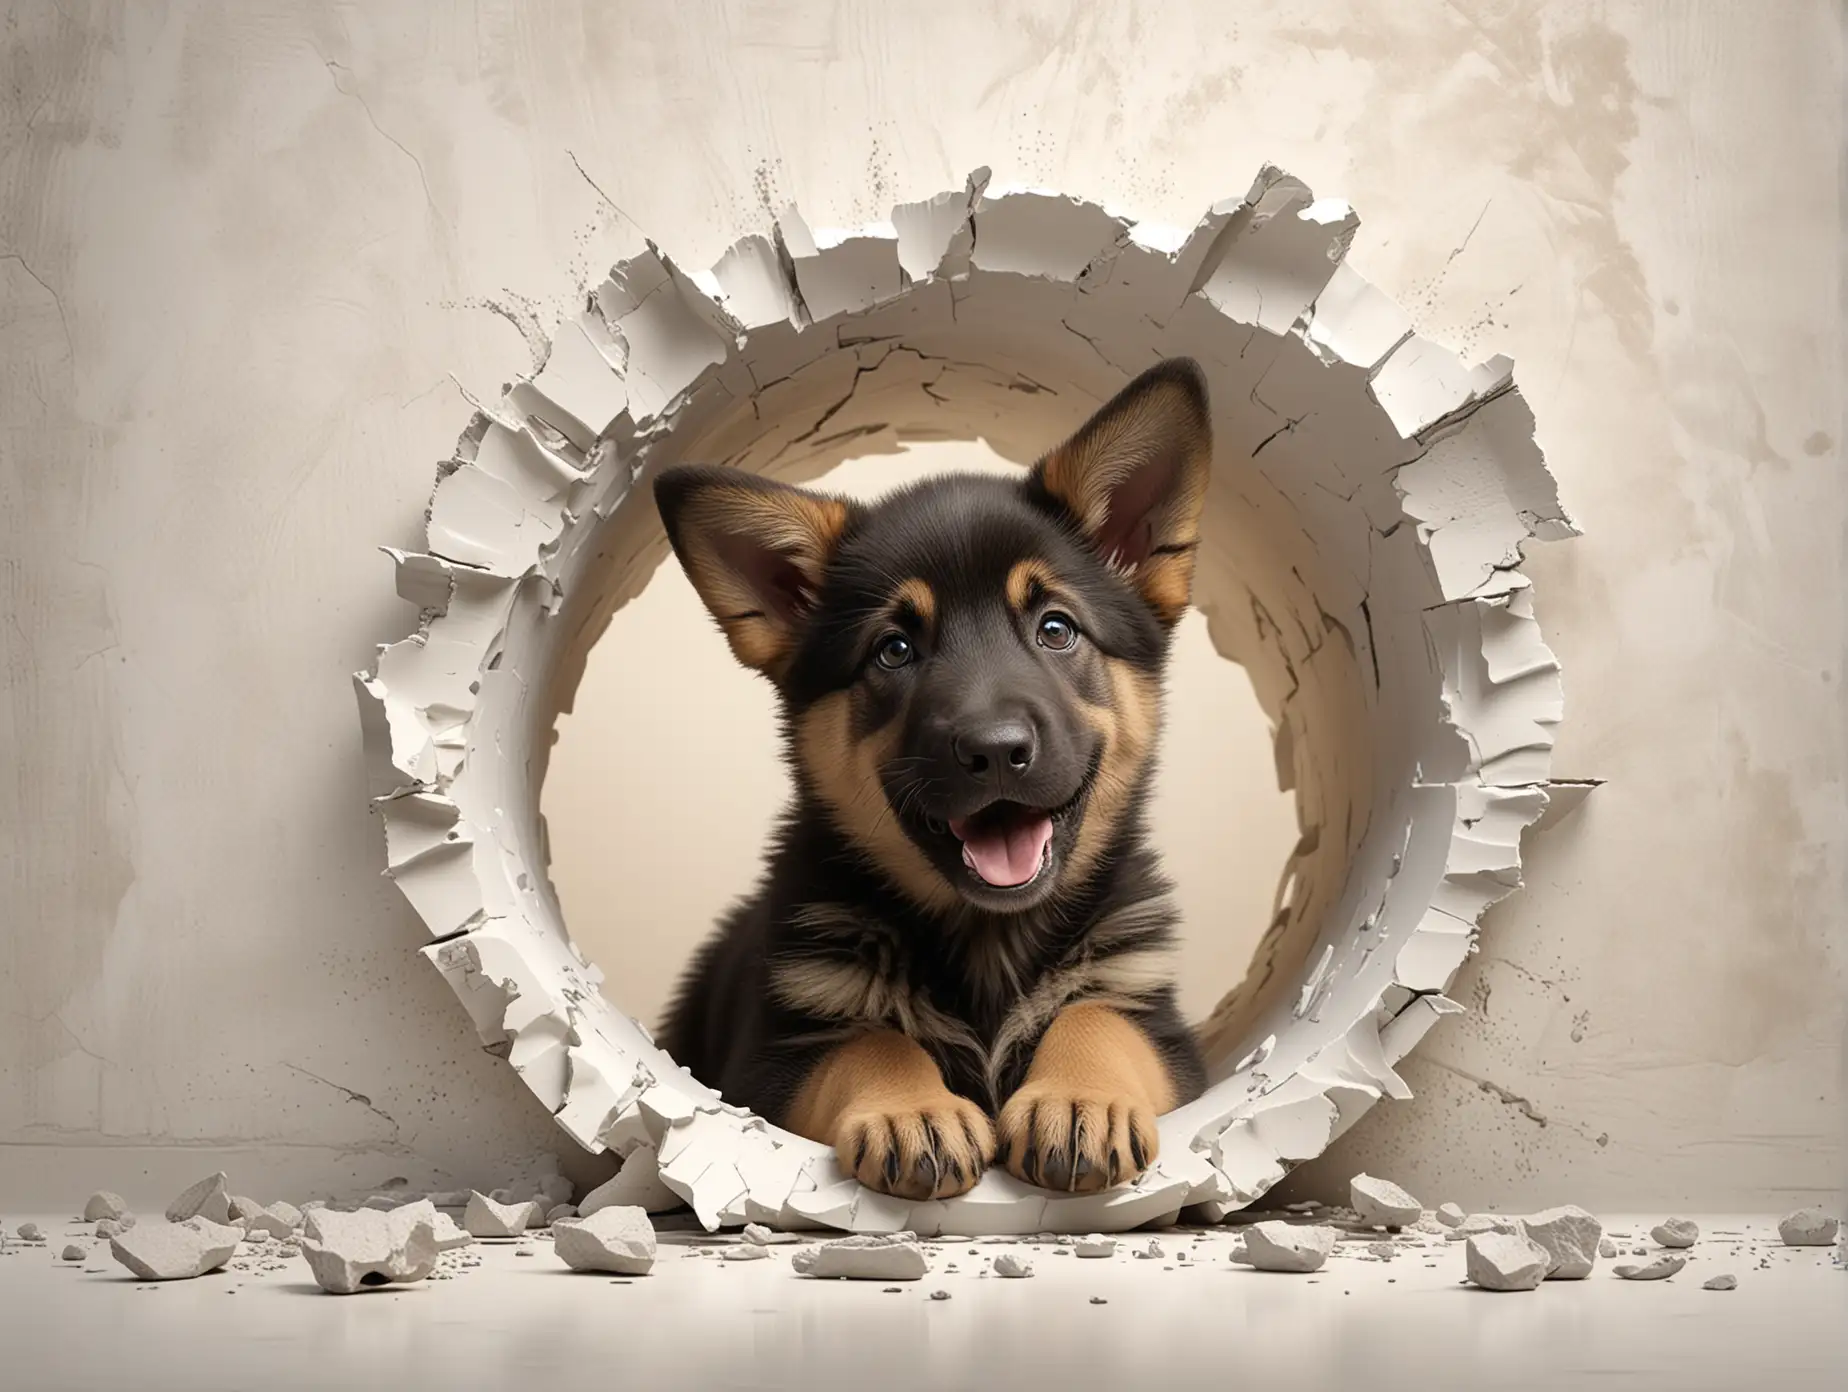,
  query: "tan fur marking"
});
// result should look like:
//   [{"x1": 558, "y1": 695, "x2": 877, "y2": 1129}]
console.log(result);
[
  {"x1": 675, "y1": 485, "x2": 851, "y2": 678},
  {"x1": 786, "y1": 1029, "x2": 995, "y2": 1201},
  {"x1": 1065, "y1": 659, "x2": 1161, "y2": 884},
  {"x1": 891, "y1": 577, "x2": 936, "y2": 631},
  {"x1": 1036, "y1": 371, "x2": 1210, "y2": 625},
  {"x1": 1004, "y1": 558, "x2": 1060, "y2": 613},
  {"x1": 797, "y1": 692, "x2": 959, "y2": 913},
  {"x1": 996, "y1": 1001, "x2": 1176, "y2": 1192}
]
